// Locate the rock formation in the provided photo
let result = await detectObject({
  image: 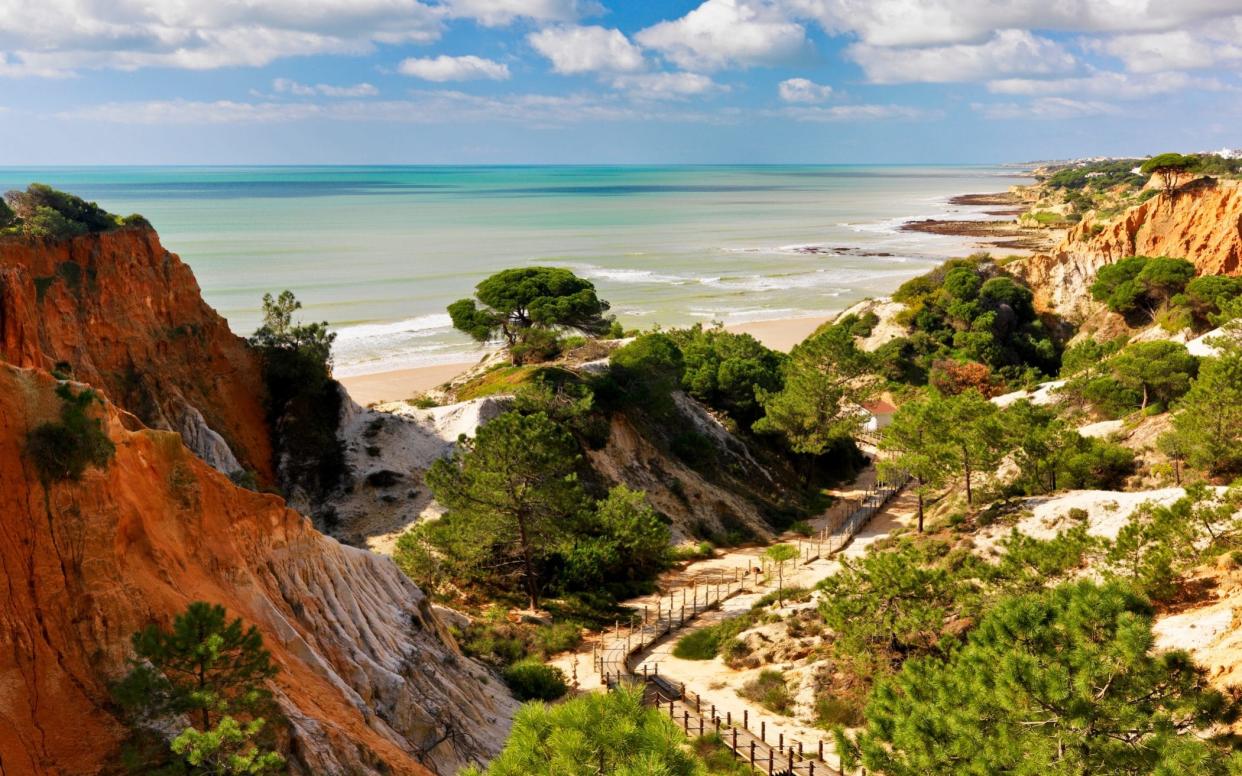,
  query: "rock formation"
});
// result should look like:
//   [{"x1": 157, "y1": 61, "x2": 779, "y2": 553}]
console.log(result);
[
  {"x1": 0, "y1": 364, "x2": 517, "y2": 775},
  {"x1": 0, "y1": 227, "x2": 518, "y2": 775},
  {"x1": 1012, "y1": 178, "x2": 1242, "y2": 321},
  {"x1": 0, "y1": 226, "x2": 274, "y2": 481}
]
